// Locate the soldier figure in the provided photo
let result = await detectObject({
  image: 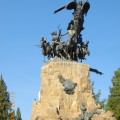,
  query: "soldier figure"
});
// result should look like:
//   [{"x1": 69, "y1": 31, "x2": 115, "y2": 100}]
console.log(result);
[
  {"x1": 51, "y1": 29, "x2": 65, "y2": 58},
  {"x1": 51, "y1": 30, "x2": 61, "y2": 42},
  {"x1": 76, "y1": 104, "x2": 99, "y2": 120}
]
